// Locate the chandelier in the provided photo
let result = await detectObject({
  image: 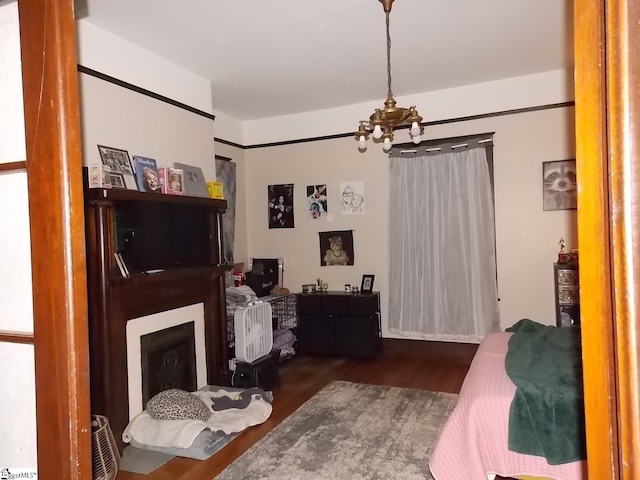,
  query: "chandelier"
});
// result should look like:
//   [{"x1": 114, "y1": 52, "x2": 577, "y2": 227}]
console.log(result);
[{"x1": 356, "y1": 0, "x2": 423, "y2": 152}]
